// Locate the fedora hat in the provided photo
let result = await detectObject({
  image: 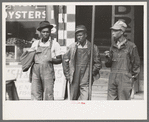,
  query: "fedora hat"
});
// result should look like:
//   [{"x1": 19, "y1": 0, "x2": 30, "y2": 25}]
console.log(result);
[{"x1": 37, "y1": 21, "x2": 53, "y2": 31}]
